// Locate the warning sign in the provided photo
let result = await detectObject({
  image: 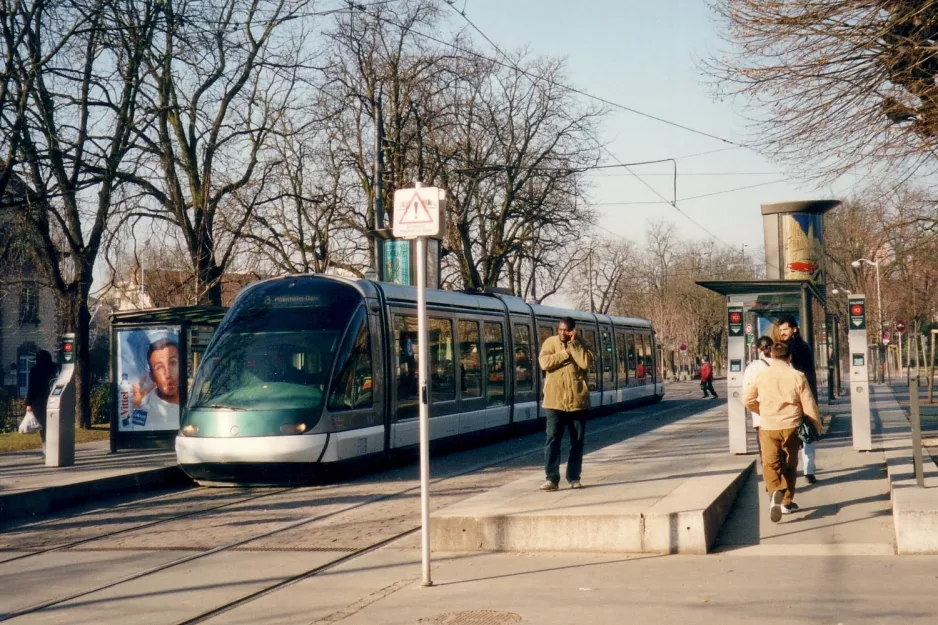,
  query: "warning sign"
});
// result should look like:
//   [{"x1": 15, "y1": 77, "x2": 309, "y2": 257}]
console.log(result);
[{"x1": 393, "y1": 187, "x2": 445, "y2": 239}]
